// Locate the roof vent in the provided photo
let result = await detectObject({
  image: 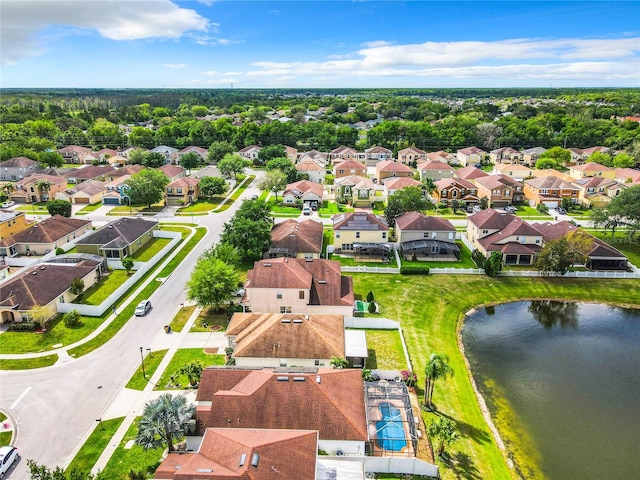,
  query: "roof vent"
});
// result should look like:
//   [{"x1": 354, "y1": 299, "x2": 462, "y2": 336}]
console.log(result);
[
  {"x1": 281, "y1": 319, "x2": 291, "y2": 323},
  {"x1": 276, "y1": 376, "x2": 289, "y2": 381},
  {"x1": 293, "y1": 376, "x2": 305, "y2": 381},
  {"x1": 40, "y1": 266, "x2": 45, "y2": 270},
  {"x1": 263, "y1": 263, "x2": 271, "y2": 267},
  {"x1": 318, "y1": 280, "x2": 327, "y2": 284},
  {"x1": 196, "y1": 469, "x2": 213, "y2": 473},
  {"x1": 316, "y1": 375, "x2": 321, "y2": 384},
  {"x1": 239, "y1": 453, "x2": 246, "y2": 466},
  {"x1": 251, "y1": 453, "x2": 259, "y2": 467},
  {"x1": 31, "y1": 271, "x2": 37, "y2": 275},
  {"x1": 293, "y1": 319, "x2": 303, "y2": 324}
]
